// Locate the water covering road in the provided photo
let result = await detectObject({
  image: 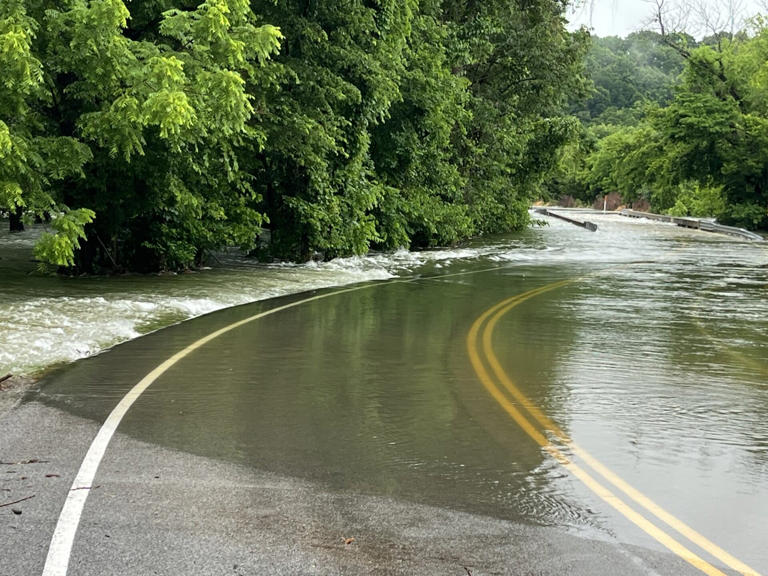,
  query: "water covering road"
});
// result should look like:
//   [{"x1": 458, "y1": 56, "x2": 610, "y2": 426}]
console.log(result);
[{"x1": 2, "y1": 213, "x2": 767, "y2": 574}]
